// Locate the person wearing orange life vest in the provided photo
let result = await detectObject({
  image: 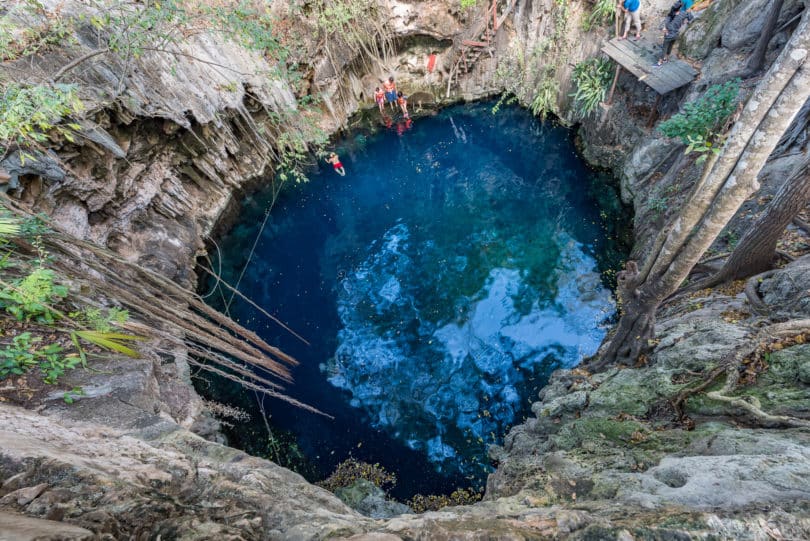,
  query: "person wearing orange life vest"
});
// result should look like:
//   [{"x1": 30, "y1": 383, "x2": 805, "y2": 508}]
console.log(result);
[
  {"x1": 382, "y1": 76, "x2": 397, "y2": 111},
  {"x1": 396, "y1": 91, "x2": 409, "y2": 118},
  {"x1": 374, "y1": 86, "x2": 385, "y2": 114}
]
